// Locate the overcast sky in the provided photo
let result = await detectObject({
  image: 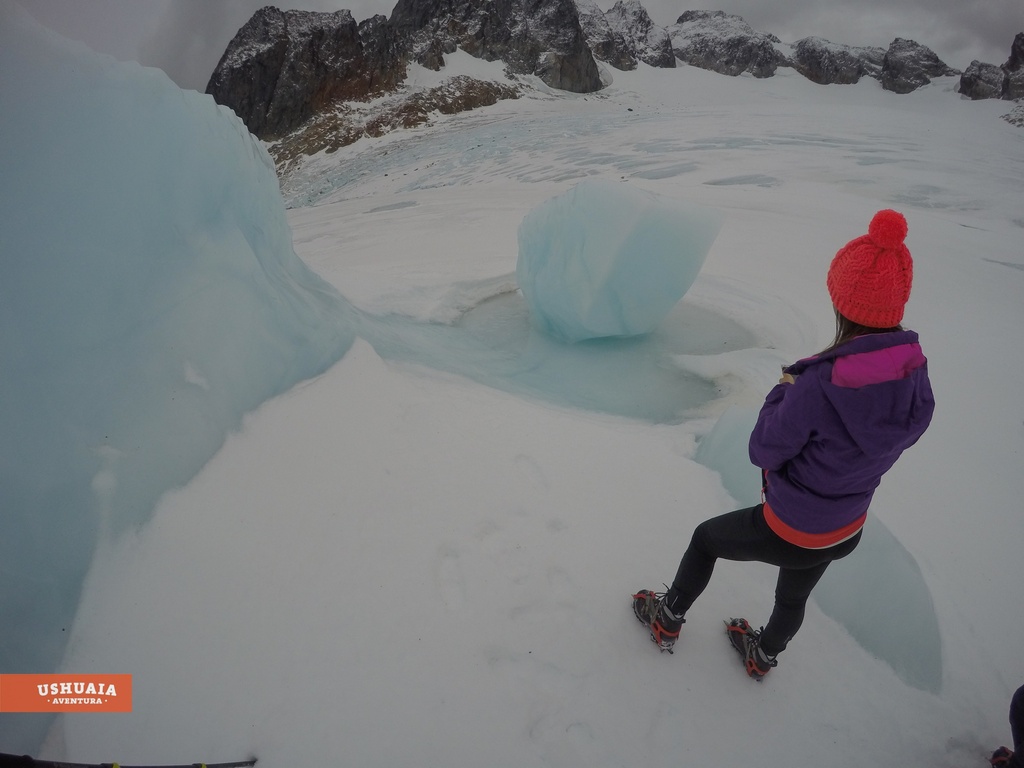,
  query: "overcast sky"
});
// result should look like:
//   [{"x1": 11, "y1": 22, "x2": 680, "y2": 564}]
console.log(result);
[{"x1": 17, "y1": 0, "x2": 1024, "y2": 92}]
